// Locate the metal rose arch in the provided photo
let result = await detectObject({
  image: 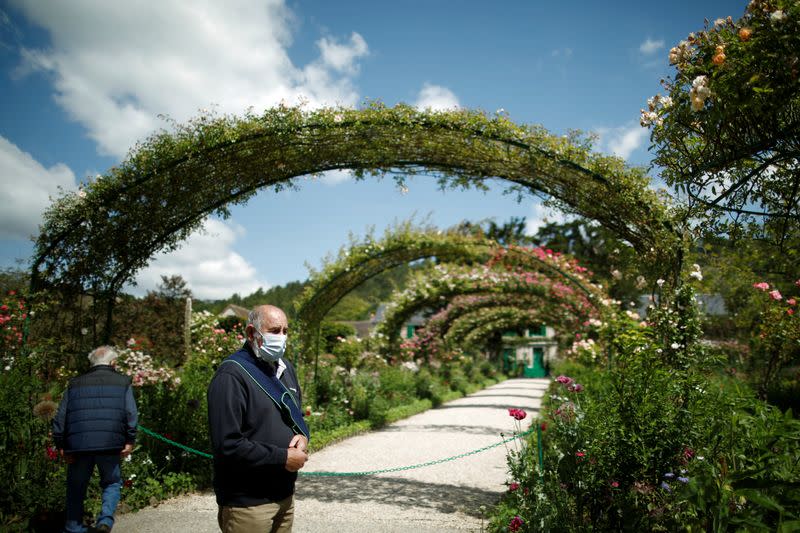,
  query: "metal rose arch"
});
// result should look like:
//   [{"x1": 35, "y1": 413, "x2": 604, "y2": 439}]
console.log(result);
[
  {"x1": 30, "y1": 102, "x2": 679, "y2": 337},
  {"x1": 291, "y1": 222, "x2": 603, "y2": 352},
  {"x1": 374, "y1": 263, "x2": 604, "y2": 351}
]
